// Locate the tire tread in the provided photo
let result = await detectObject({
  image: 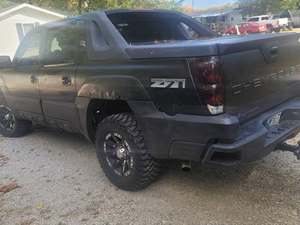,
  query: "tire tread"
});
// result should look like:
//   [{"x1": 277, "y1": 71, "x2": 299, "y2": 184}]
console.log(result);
[{"x1": 97, "y1": 113, "x2": 161, "y2": 191}]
